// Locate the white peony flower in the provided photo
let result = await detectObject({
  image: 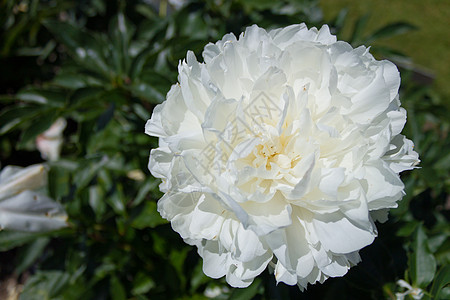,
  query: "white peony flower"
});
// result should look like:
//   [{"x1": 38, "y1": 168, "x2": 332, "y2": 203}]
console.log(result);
[
  {"x1": 395, "y1": 280, "x2": 424, "y2": 300},
  {"x1": 145, "y1": 23, "x2": 419, "y2": 289},
  {"x1": 36, "y1": 118, "x2": 66, "y2": 161},
  {"x1": 0, "y1": 164, "x2": 68, "y2": 232}
]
